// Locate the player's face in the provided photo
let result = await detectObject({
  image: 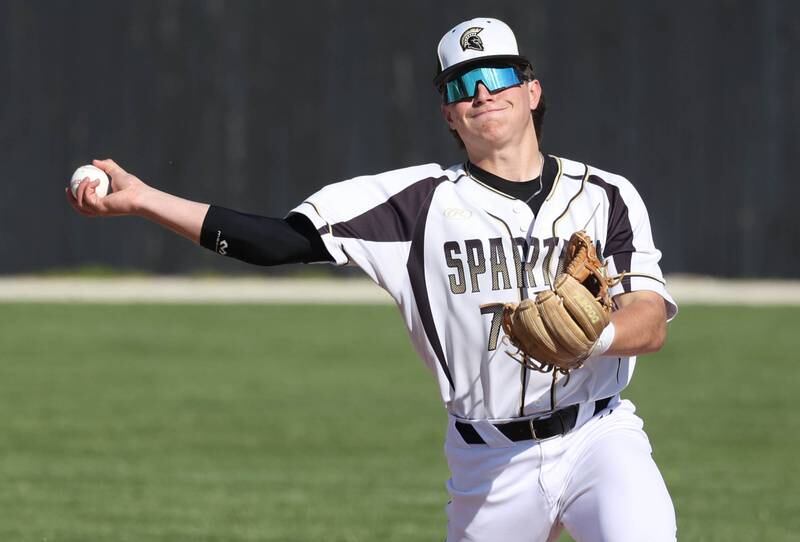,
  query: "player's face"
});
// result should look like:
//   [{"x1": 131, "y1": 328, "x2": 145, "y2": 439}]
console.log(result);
[{"x1": 441, "y1": 68, "x2": 541, "y2": 151}]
